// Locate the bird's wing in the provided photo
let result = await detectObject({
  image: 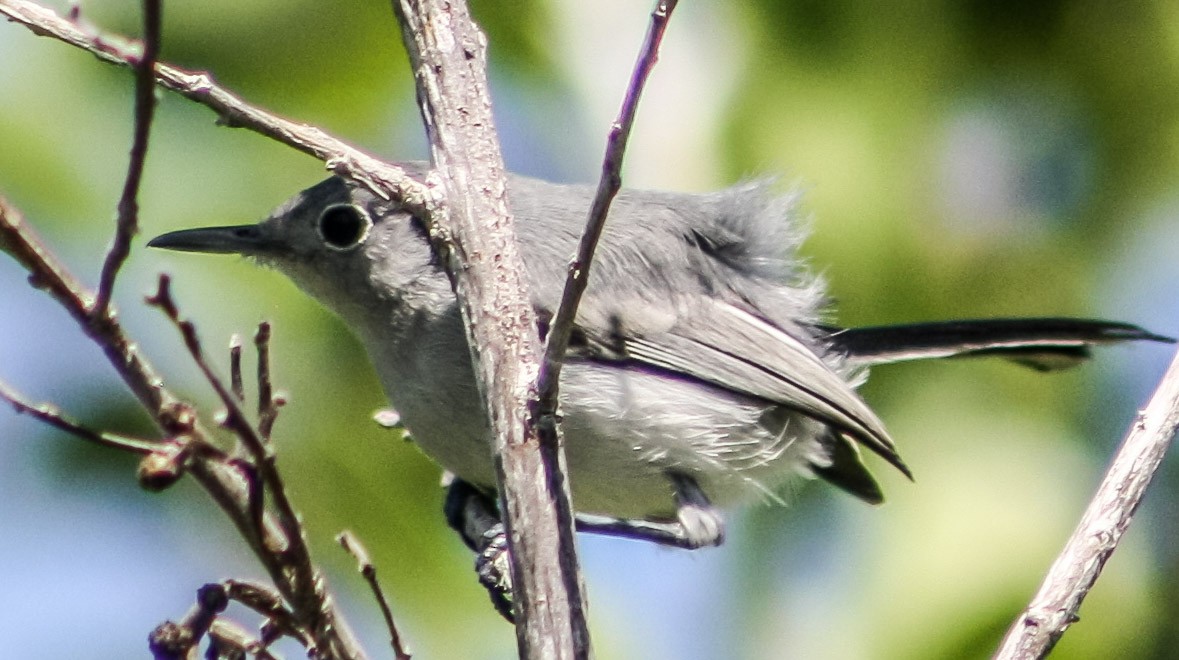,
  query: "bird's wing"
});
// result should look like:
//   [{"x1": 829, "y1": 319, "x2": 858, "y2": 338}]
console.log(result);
[{"x1": 599, "y1": 297, "x2": 910, "y2": 477}]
